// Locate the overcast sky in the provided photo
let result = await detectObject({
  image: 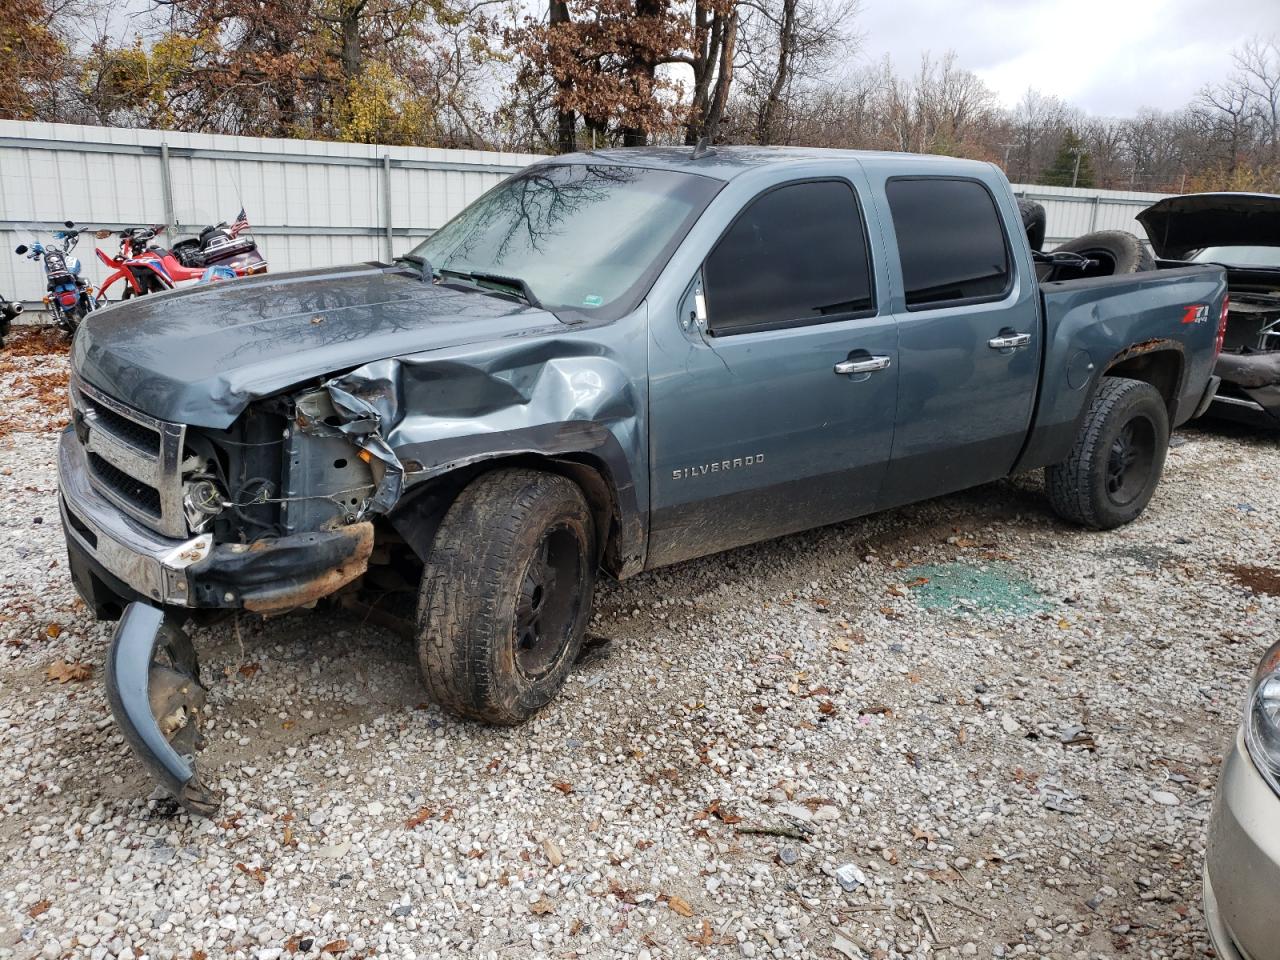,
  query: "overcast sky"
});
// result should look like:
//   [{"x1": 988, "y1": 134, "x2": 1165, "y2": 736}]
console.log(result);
[{"x1": 856, "y1": 0, "x2": 1280, "y2": 116}]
